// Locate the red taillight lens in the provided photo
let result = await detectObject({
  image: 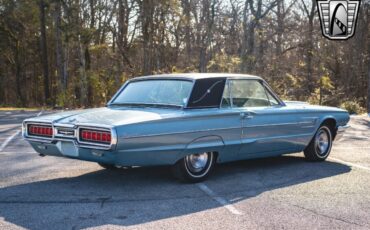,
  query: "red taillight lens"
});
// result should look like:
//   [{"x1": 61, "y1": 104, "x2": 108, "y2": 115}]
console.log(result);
[
  {"x1": 80, "y1": 129, "x2": 111, "y2": 144},
  {"x1": 28, "y1": 125, "x2": 53, "y2": 137}
]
